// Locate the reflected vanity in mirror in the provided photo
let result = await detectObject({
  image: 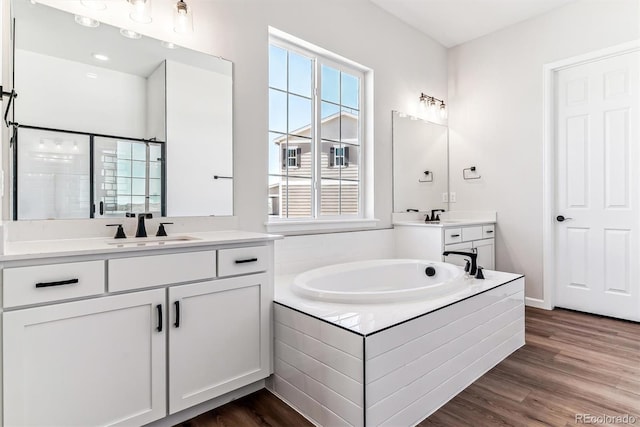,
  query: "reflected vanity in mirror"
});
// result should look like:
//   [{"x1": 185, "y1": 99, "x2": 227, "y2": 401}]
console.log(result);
[
  {"x1": 392, "y1": 111, "x2": 448, "y2": 213},
  {"x1": 8, "y1": 0, "x2": 233, "y2": 220}
]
